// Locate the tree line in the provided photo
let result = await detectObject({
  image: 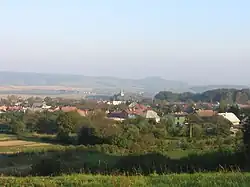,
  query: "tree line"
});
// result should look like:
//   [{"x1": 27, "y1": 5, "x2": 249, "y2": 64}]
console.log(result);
[
  {"x1": 155, "y1": 88, "x2": 250, "y2": 103},
  {"x1": 0, "y1": 109, "x2": 239, "y2": 152}
]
